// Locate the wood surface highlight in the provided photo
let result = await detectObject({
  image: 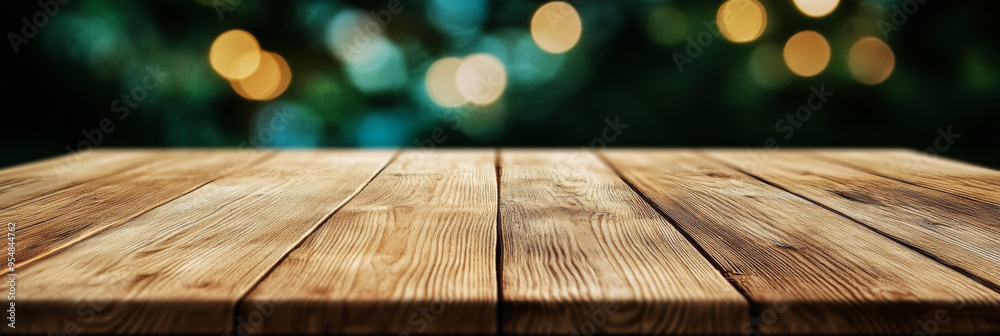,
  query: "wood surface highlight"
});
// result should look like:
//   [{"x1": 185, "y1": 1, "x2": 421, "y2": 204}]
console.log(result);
[
  {"x1": 706, "y1": 150, "x2": 1000, "y2": 292},
  {"x1": 500, "y1": 150, "x2": 749, "y2": 334},
  {"x1": 810, "y1": 149, "x2": 1000, "y2": 207},
  {"x1": 0, "y1": 150, "x2": 155, "y2": 210},
  {"x1": 15, "y1": 151, "x2": 395, "y2": 334},
  {"x1": 602, "y1": 149, "x2": 1000, "y2": 334},
  {"x1": 241, "y1": 150, "x2": 499, "y2": 334},
  {"x1": 5, "y1": 149, "x2": 1000, "y2": 334},
  {"x1": 6, "y1": 150, "x2": 267, "y2": 266}
]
